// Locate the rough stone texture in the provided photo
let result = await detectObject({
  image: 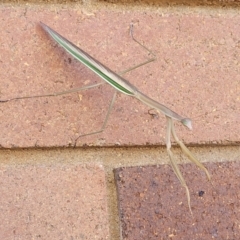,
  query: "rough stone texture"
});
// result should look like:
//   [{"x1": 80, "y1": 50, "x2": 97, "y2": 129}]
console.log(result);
[
  {"x1": 0, "y1": 5, "x2": 239, "y2": 148},
  {"x1": 114, "y1": 161, "x2": 240, "y2": 240},
  {"x1": 0, "y1": 163, "x2": 109, "y2": 240}
]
